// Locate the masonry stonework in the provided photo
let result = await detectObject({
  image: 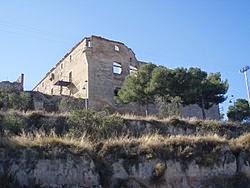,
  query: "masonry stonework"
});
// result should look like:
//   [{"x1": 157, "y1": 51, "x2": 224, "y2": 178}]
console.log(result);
[{"x1": 33, "y1": 35, "x2": 220, "y2": 119}]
